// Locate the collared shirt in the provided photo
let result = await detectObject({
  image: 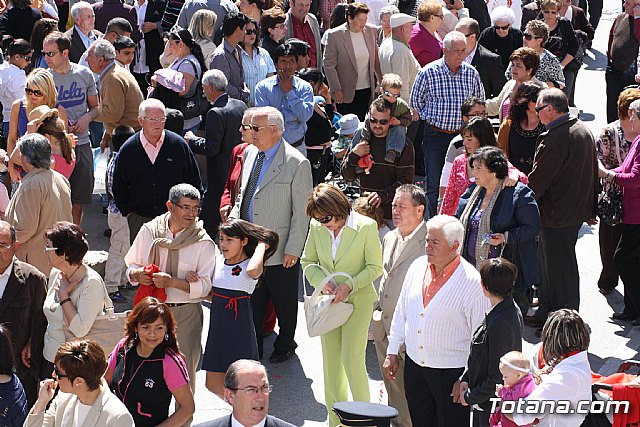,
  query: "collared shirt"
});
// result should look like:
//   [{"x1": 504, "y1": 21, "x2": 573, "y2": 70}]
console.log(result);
[
  {"x1": 410, "y1": 58, "x2": 485, "y2": 131},
  {"x1": 254, "y1": 75, "x2": 314, "y2": 145},
  {"x1": 325, "y1": 211, "x2": 357, "y2": 259},
  {"x1": 125, "y1": 217, "x2": 217, "y2": 304},
  {"x1": 291, "y1": 14, "x2": 317, "y2": 67},
  {"x1": 464, "y1": 43, "x2": 478, "y2": 64},
  {"x1": 241, "y1": 47, "x2": 276, "y2": 105},
  {"x1": 0, "y1": 258, "x2": 15, "y2": 299},
  {"x1": 247, "y1": 140, "x2": 281, "y2": 220},
  {"x1": 392, "y1": 221, "x2": 424, "y2": 264},
  {"x1": 75, "y1": 25, "x2": 97, "y2": 50},
  {"x1": 231, "y1": 414, "x2": 267, "y2": 427},
  {"x1": 140, "y1": 130, "x2": 166, "y2": 164},
  {"x1": 422, "y1": 255, "x2": 461, "y2": 307},
  {"x1": 544, "y1": 112, "x2": 571, "y2": 130},
  {"x1": 210, "y1": 39, "x2": 248, "y2": 102},
  {"x1": 97, "y1": 61, "x2": 116, "y2": 93},
  {"x1": 133, "y1": 0, "x2": 149, "y2": 74}
]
